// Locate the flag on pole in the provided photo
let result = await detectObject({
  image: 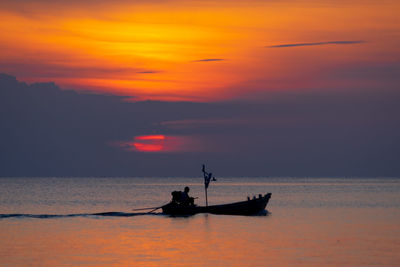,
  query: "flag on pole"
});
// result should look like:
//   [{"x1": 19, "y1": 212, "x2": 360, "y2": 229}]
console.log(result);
[
  {"x1": 202, "y1": 164, "x2": 215, "y2": 189},
  {"x1": 205, "y1": 173, "x2": 212, "y2": 189}
]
